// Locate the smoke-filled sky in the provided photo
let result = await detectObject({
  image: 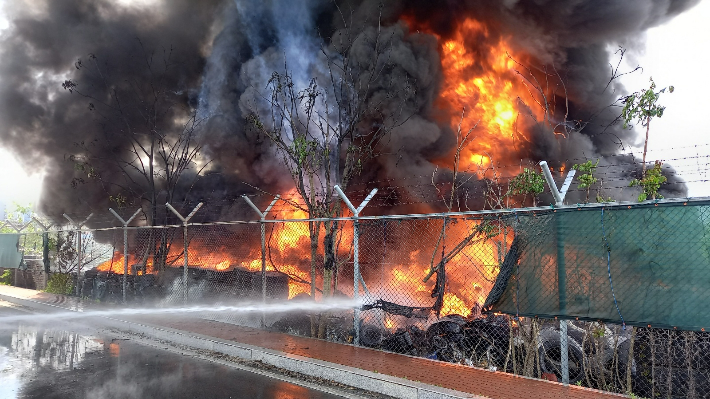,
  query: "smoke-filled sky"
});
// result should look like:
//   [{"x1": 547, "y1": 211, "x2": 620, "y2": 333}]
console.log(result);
[{"x1": 0, "y1": 0, "x2": 707, "y2": 222}]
